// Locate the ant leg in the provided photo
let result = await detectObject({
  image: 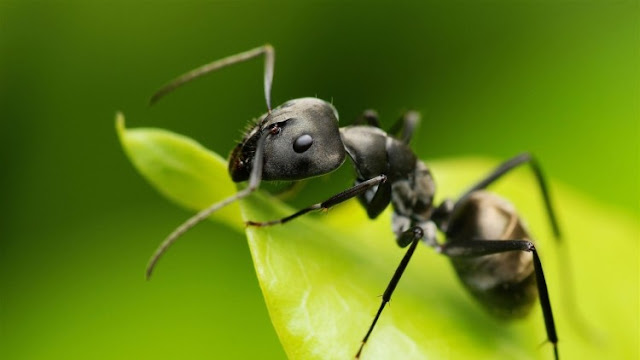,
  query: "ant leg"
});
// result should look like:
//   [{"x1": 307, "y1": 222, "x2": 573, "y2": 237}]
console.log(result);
[
  {"x1": 353, "y1": 109, "x2": 420, "y2": 144},
  {"x1": 150, "y1": 44, "x2": 275, "y2": 111},
  {"x1": 145, "y1": 131, "x2": 270, "y2": 279},
  {"x1": 362, "y1": 181, "x2": 391, "y2": 219},
  {"x1": 246, "y1": 175, "x2": 387, "y2": 227},
  {"x1": 355, "y1": 227, "x2": 423, "y2": 359},
  {"x1": 456, "y1": 153, "x2": 561, "y2": 239},
  {"x1": 440, "y1": 240, "x2": 559, "y2": 360},
  {"x1": 387, "y1": 111, "x2": 420, "y2": 144},
  {"x1": 457, "y1": 156, "x2": 596, "y2": 341},
  {"x1": 354, "y1": 109, "x2": 381, "y2": 127}
]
